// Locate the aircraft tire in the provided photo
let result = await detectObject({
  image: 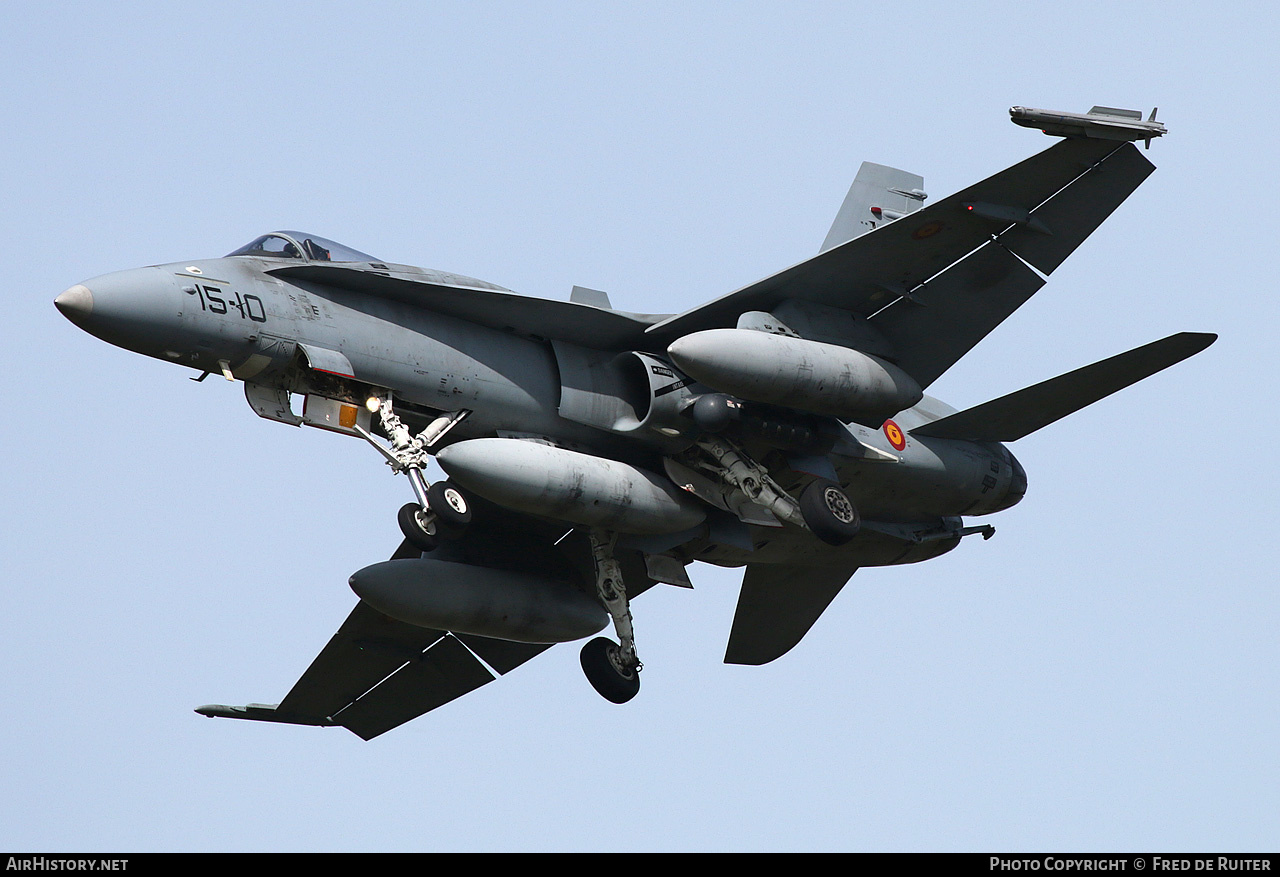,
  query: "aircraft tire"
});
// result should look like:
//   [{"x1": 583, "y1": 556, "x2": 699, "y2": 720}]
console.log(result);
[
  {"x1": 580, "y1": 636, "x2": 640, "y2": 704},
  {"x1": 427, "y1": 481, "x2": 472, "y2": 531},
  {"x1": 397, "y1": 502, "x2": 439, "y2": 553},
  {"x1": 799, "y1": 479, "x2": 860, "y2": 546}
]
